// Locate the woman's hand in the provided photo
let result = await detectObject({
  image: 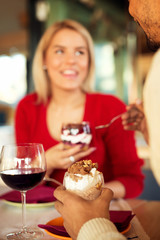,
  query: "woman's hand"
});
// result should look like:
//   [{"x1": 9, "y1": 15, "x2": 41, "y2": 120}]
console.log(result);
[
  {"x1": 121, "y1": 101, "x2": 149, "y2": 143},
  {"x1": 54, "y1": 186, "x2": 113, "y2": 240},
  {"x1": 45, "y1": 143, "x2": 96, "y2": 176}
]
